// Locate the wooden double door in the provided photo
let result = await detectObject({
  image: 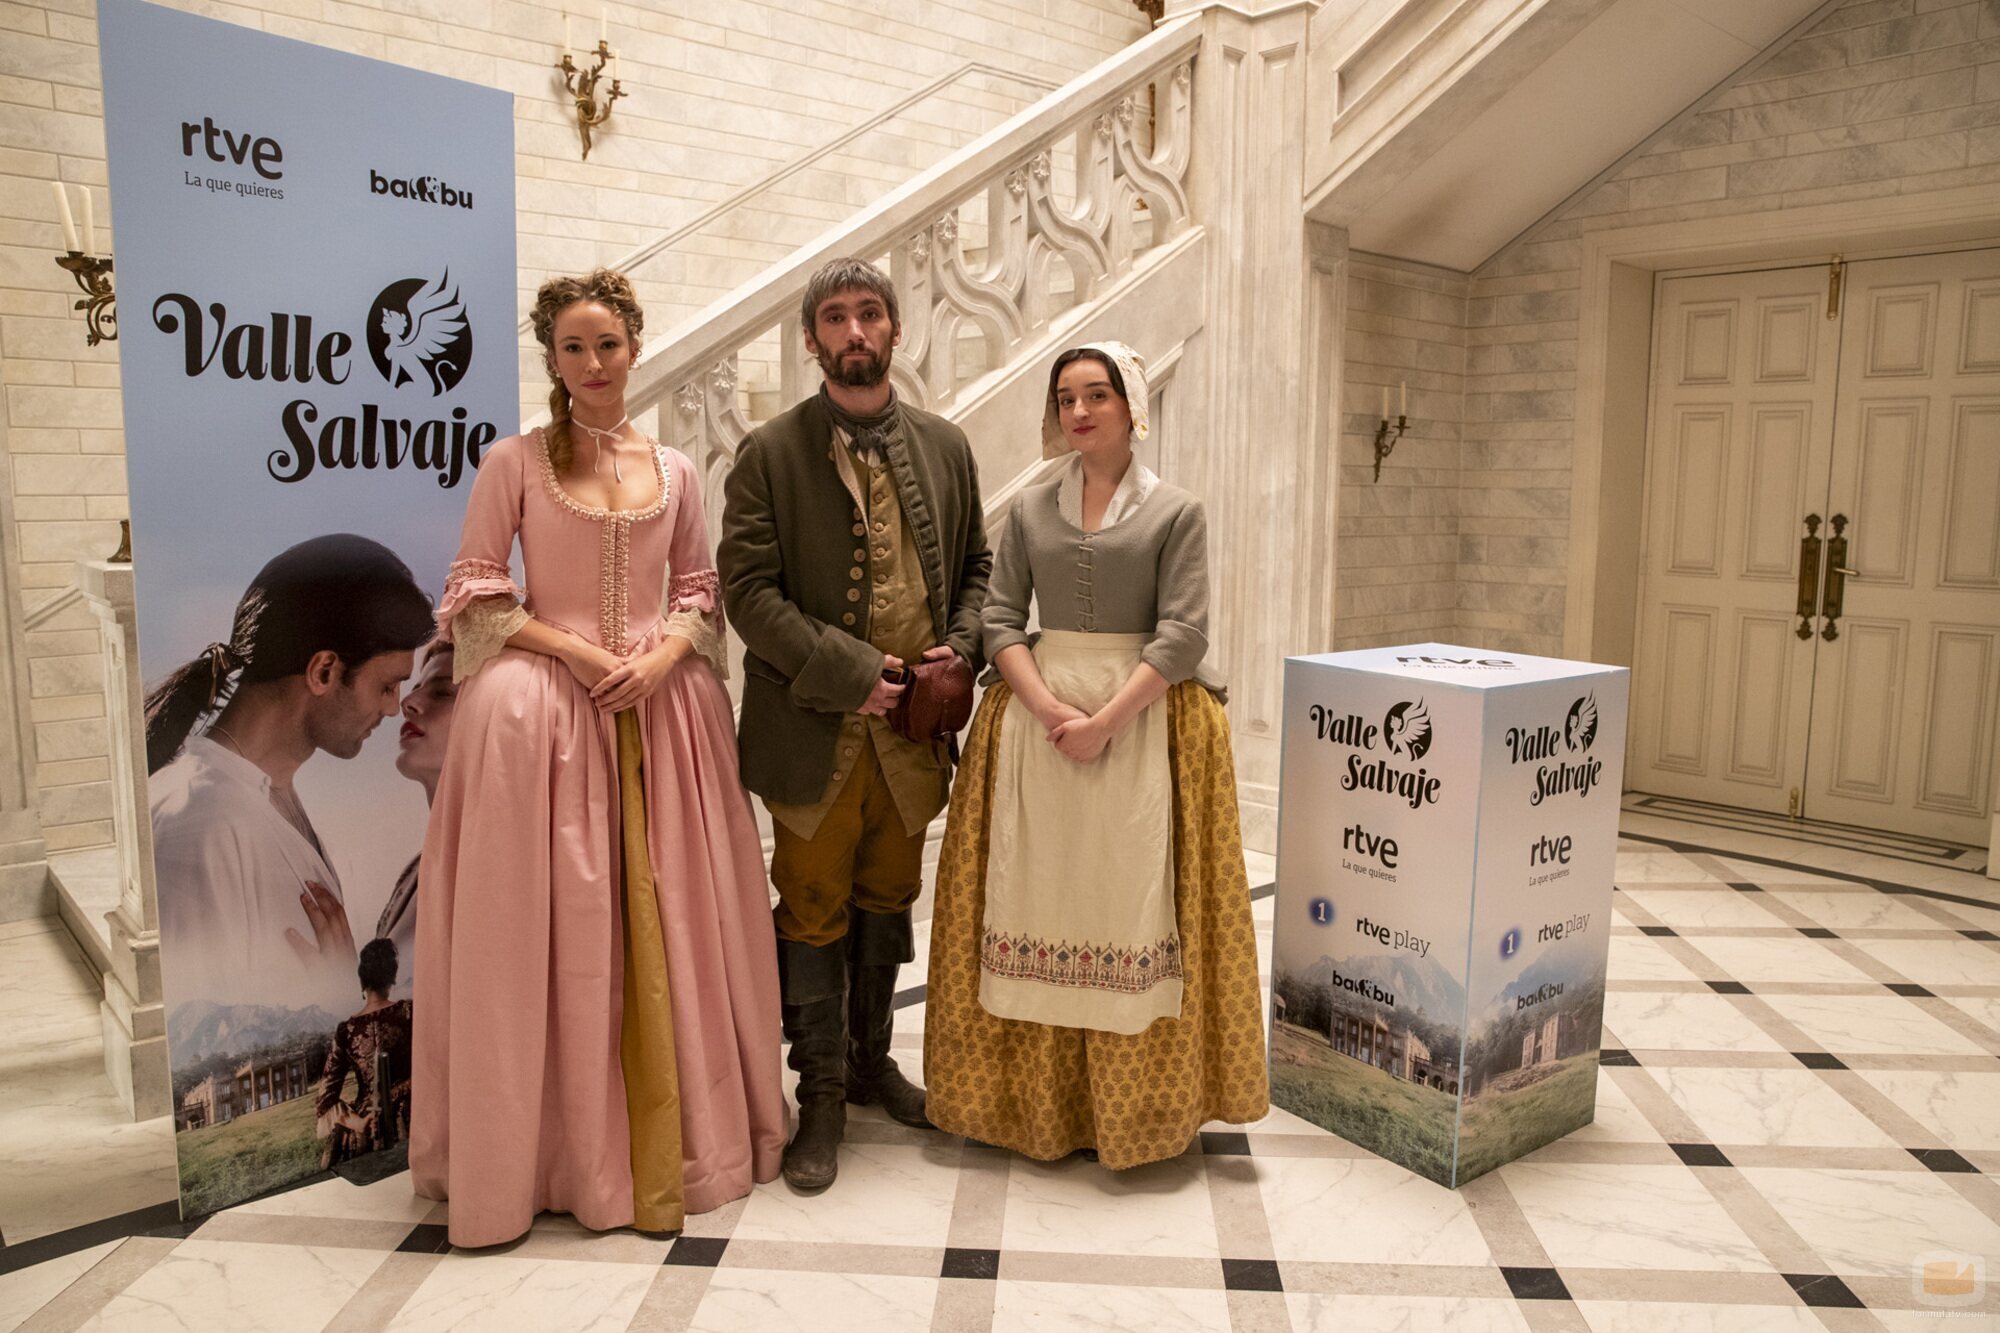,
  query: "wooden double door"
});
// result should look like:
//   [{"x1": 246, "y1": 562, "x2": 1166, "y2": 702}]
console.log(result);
[{"x1": 1631, "y1": 248, "x2": 2000, "y2": 847}]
